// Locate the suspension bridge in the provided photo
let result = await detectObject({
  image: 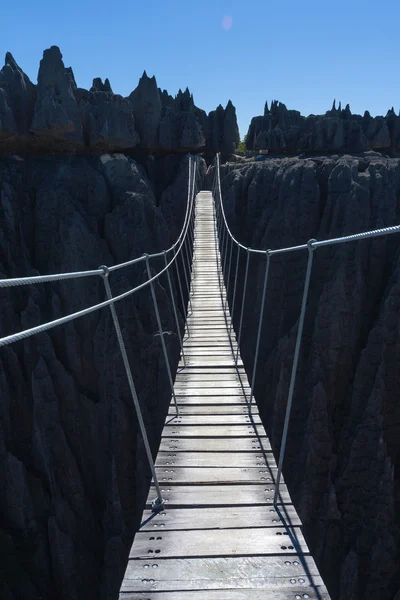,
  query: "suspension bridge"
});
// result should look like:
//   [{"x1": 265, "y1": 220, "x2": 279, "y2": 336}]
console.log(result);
[
  {"x1": 1, "y1": 155, "x2": 400, "y2": 598},
  {"x1": 119, "y1": 188, "x2": 330, "y2": 599}
]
